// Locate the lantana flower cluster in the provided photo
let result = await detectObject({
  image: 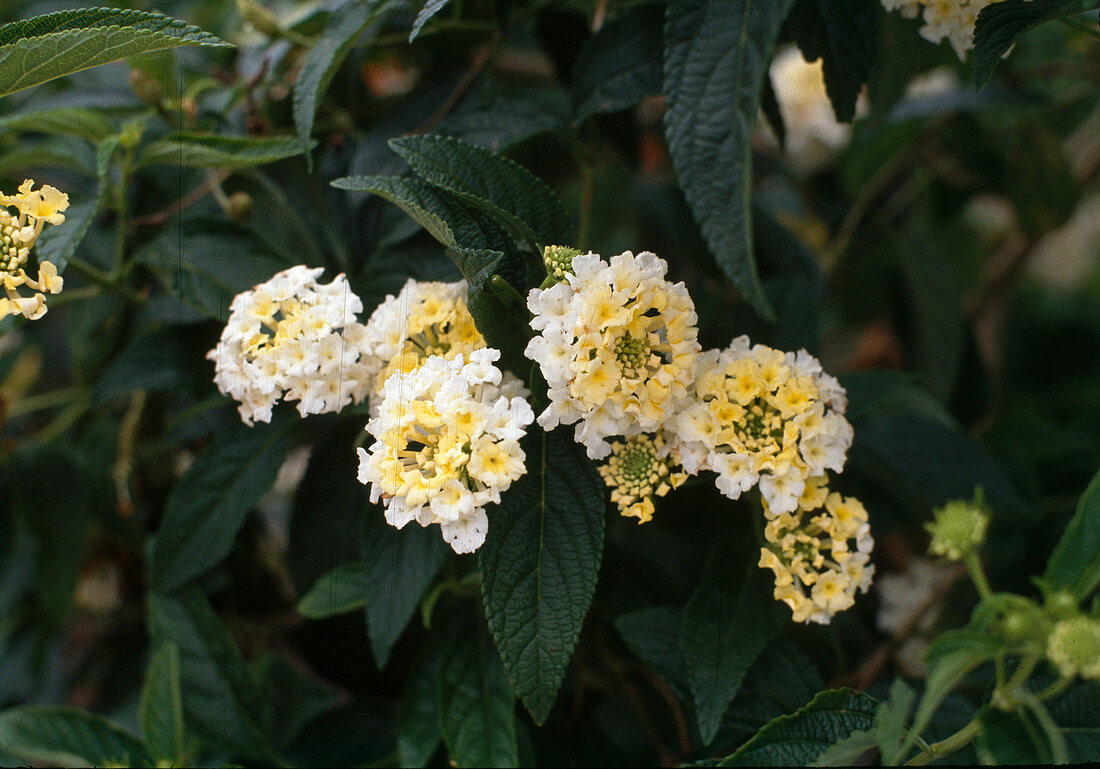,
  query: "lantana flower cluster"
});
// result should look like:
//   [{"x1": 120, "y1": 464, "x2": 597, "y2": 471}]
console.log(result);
[
  {"x1": 880, "y1": 0, "x2": 1009, "y2": 59},
  {"x1": 1, "y1": 179, "x2": 69, "y2": 320},
  {"x1": 212, "y1": 246, "x2": 872, "y2": 622}
]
